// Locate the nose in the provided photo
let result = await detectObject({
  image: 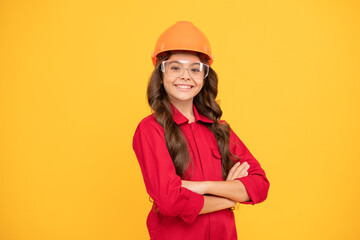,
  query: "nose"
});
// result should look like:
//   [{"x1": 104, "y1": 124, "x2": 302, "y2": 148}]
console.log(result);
[{"x1": 180, "y1": 68, "x2": 192, "y2": 80}]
